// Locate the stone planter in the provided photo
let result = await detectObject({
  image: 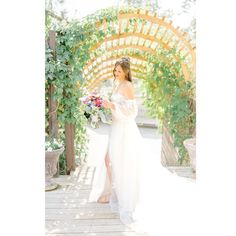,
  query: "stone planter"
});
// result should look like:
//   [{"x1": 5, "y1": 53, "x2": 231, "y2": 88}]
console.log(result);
[
  {"x1": 45, "y1": 147, "x2": 64, "y2": 191},
  {"x1": 183, "y1": 138, "x2": 196, "y2": 172}
]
